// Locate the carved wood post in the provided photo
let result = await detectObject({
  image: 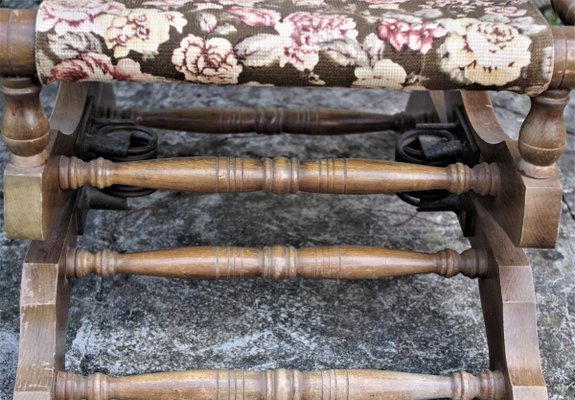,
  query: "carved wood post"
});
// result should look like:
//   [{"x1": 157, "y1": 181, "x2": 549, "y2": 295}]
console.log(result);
[
  {"x1": 66, "y1": 246, "x2": 488, "y2": 280},
  {"x1": 1, "y1": 77, "x2": 55, "y2": 239},
  {"x1": 117, "y1": 107, "x2": 436, "y2": 134},
  {"x1": 0, "y1": 9, "x2": 37, "y2": 76},
  {"x1": 1, "y1": 78, "x2": 49, "y2": 167},
  {"x1": 522, "y1": 1, "x2": 575, "y2": 178},
  {"x1": 517, "y1": 90, "x2": 570, "y2": 178},
  {"x1": 551, "y1": 0, "x2": 575, "y2": 25},
  {"x1": 59, "y1": 156, "x2": 500, "y2": 196},
  {"x1": 55, "y1": 369, "x2": 505, "y2": 400}
]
